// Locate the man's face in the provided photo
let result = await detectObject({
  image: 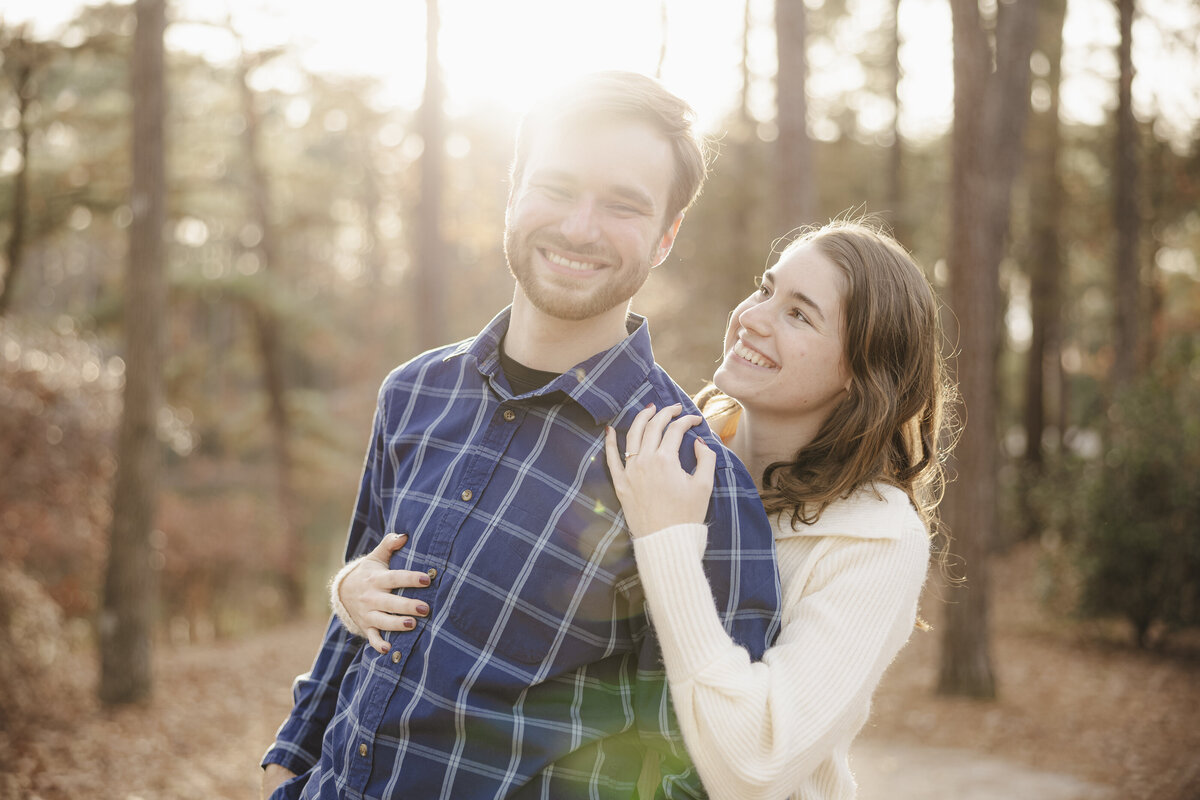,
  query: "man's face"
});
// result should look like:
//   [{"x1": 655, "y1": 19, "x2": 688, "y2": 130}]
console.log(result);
[{"x1": 504, "y1": 118, "x2": 680, "y2": 322}]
